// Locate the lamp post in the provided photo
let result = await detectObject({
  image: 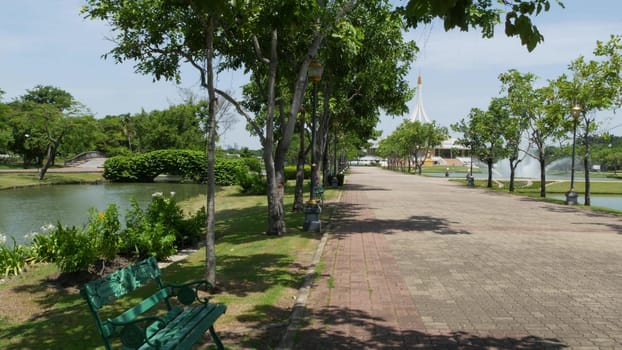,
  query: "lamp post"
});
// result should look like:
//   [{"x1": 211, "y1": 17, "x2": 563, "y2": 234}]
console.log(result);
[
  {"x1": 565, "y1": 104, "x2": 582, "y2": 205},
  {"x1": 308, "y1": 60, "x2": 323, "y2": 201}
]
